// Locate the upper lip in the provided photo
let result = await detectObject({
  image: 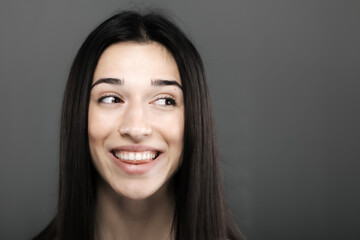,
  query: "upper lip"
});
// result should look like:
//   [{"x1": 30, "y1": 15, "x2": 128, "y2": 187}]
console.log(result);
[{"x1": 110, "y1": 145, "x2": 162, "y2": 152}]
